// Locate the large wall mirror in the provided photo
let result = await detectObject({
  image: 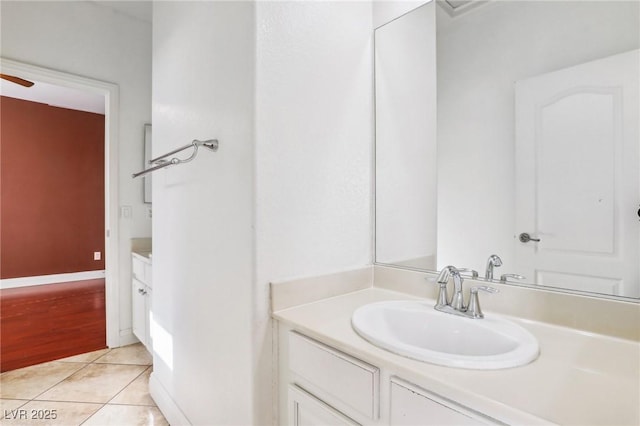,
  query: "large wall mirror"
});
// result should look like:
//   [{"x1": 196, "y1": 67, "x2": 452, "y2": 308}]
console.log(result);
[{"x1": 375, "y1": 0, "x2": 640, "y2": 300}]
